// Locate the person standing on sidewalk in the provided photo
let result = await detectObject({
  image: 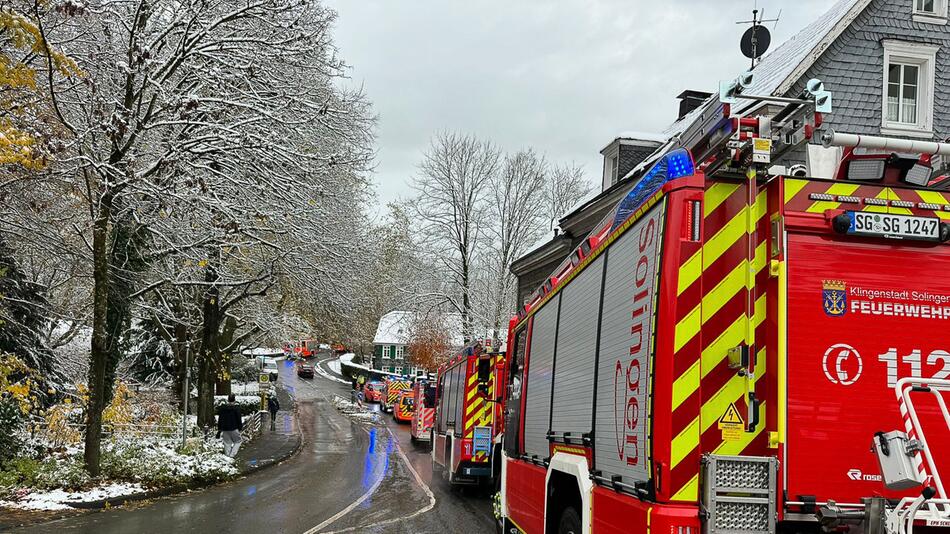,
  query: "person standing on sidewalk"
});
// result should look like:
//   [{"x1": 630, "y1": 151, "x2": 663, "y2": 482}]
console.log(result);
[
  {"x1": 267, "y1": 393, "x2": 280, "y2": 431},
  {"x1": 217, "y1": 394, "x2": 244, "y2": 457}
]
